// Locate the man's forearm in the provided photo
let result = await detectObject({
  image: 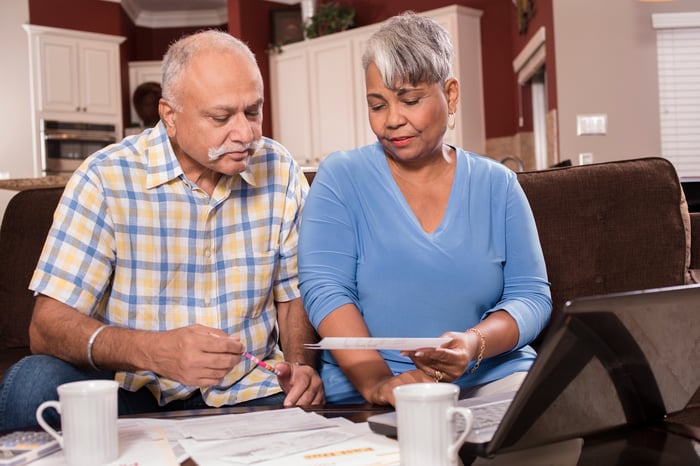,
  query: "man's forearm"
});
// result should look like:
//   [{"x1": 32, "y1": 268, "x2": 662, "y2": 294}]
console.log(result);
[
  {"x1": 29, "y1": 295, "x2": 114, "y2": 368},
  {"x1": 276, "y1": 298, "x2": 320, "y2": 367}
]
